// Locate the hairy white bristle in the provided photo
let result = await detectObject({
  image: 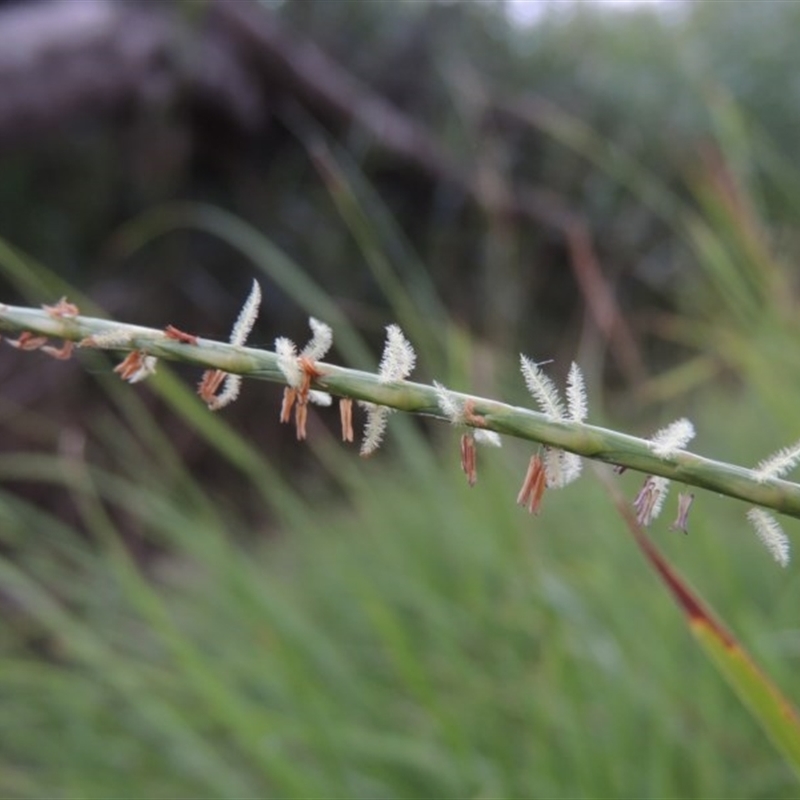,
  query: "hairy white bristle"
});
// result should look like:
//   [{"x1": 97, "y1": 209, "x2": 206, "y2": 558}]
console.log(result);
[
  {"x1": 208, "y1": 374, "x2": 242, "y2": 410},
  {"x1": 126, "y1": 355, "x2": 158, "y2": 384},
  {"x1": 301, "y1": 317, "x2": 333, "y2": 362},
  {"x1": 754, "y1": 439, "x2": 800, "y2": 483},
  {"x1": 379, "y1": 324, "x2": 416, "y2": 383},
  {"x1": 649, "y1": 418, "x2": 696, "y2": 458},
  {"x1": 520, "y1": 355, "x2": 565, "y2": 420},
  {"x1": 275, "y1": 337, "x2": 301, "y2": 387},
  {"x1": 566, "y1": 362, "x2": 588, "y2": 423},
  {"x1": 229, "y1": 280, "x2": 261, "y2": 347},
  {"x1": 359, "y1": 403, "x2": 391, "y2": 456},
  {"x1": 746, "y1": 508, "x2": 790, "y2": 567}
]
